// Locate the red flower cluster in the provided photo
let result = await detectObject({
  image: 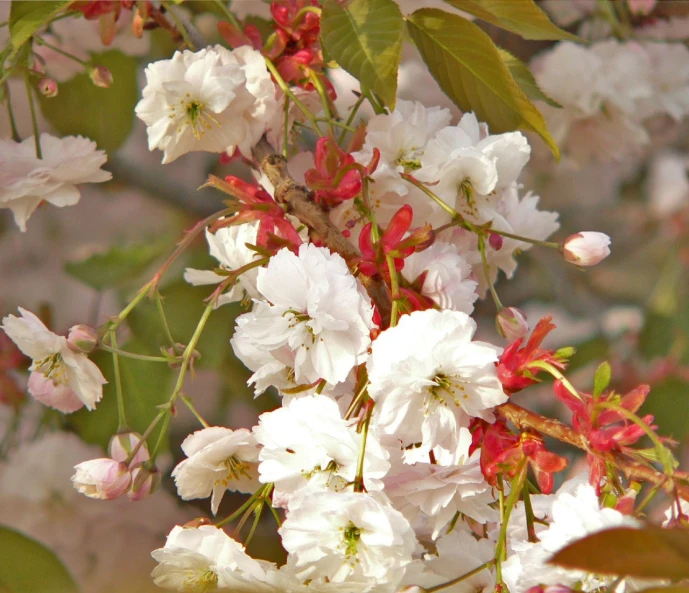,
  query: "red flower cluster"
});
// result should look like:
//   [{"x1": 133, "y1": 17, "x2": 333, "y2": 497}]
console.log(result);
[{"x1": 473, "y1": 419, "x2": 568, "y2": 494}]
